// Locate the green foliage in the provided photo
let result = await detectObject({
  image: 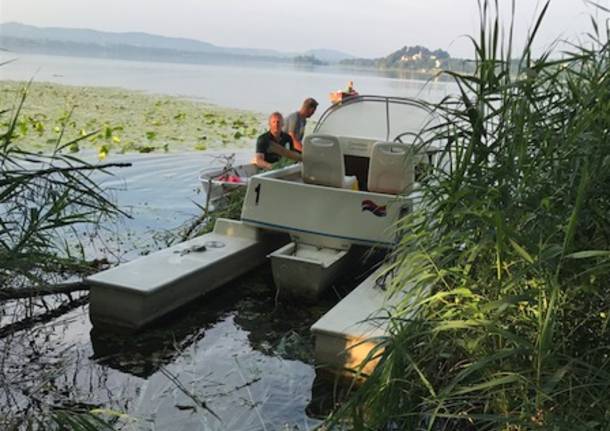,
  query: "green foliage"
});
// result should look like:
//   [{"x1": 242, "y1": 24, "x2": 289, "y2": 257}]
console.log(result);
[
  {"x1": 334, "y1": 2, "x2": 610, "y2": 429},
  {"x1": 197, "y1": 188, "x2": 246, "y2": 235},
  {"x1": 340, "y1": 45, "x2": 473, "y2": 73},
  {"x1": 0, "y1": 83, "x2": 131, "y2": 428},
  {"x1": 103, "y1": 124, "x2": 112, "y2": 139},
  {"x1": 137, "y1": 144, "x2": 155, "y2": 153}
]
